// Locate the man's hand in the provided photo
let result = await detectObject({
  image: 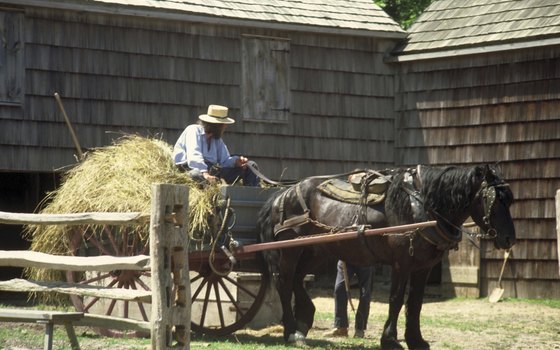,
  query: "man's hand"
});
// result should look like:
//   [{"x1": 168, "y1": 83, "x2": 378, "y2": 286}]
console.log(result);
[
  {"x1": 236, "y1": 156, "x2": 249, "y2": 168},
  {"x1": 202, "y1": 172, "x2": 218, "y2": 183}
]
